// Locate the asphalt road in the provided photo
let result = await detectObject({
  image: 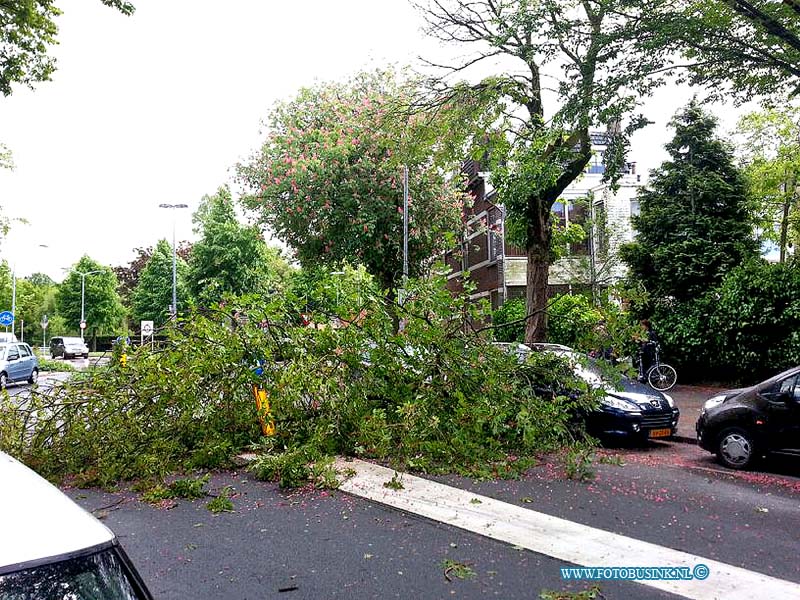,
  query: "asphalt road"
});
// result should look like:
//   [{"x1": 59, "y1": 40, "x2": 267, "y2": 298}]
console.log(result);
[
  {"x1": 63, "y1": 441, "x2": 800, "y2": 600},
  {"x1": 430, "y1": 441, "x2": 800, "y2": 586},
  {"x1": 67, "y1": 470, "x2": 684, "y2": 600}
]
